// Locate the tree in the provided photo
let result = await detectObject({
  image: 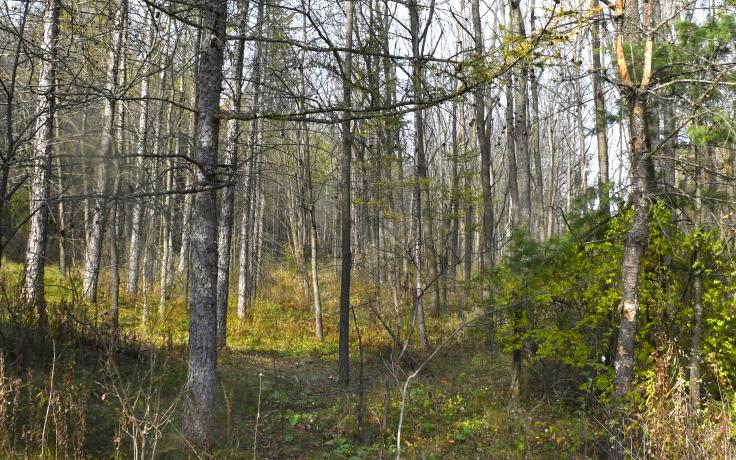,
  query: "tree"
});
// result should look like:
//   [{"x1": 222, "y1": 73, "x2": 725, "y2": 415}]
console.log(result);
[
  {"x1": 81, "y1": 0, "x2": 127, "y2": 302},
  {"x1": 0, "y1": 0, "x2": 31, "y2": 269},
  {"x1": 509, "y1": 0, "x2": 531, "y2": 234},
  {"x1": 591, "y1": 0, "x2": 609, "y2": 215},
  {"x1": 21, "y1": 0, "x2": 61, "y2": 319},
  {"x1": 408, "y1": 0, "x2": 441, "y2": 318},
  {"x1": 471, "y1": 0, "x2": 496, "y2": 273},
  {"x1": 300, "y1": 1, "x2": 324, "y2": 343},
  {"x1": 237, "y1": 0, "x2": 266, "y2": 322},
  {"x1": 611, "y1": 0, "x2": 656, "y2": 397},
  {"x1": 181, "y1": 0, "x2": 227, "y2": 449},
  {"x1": 338, "y1": 0, "x2": 356, "y2": 383},
  {"x1": 127, "y1": 11, "x2": 154, "y2": 296},
  {"x1": 216, "y1": 0, "x2": 250, "y2": 348}
]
